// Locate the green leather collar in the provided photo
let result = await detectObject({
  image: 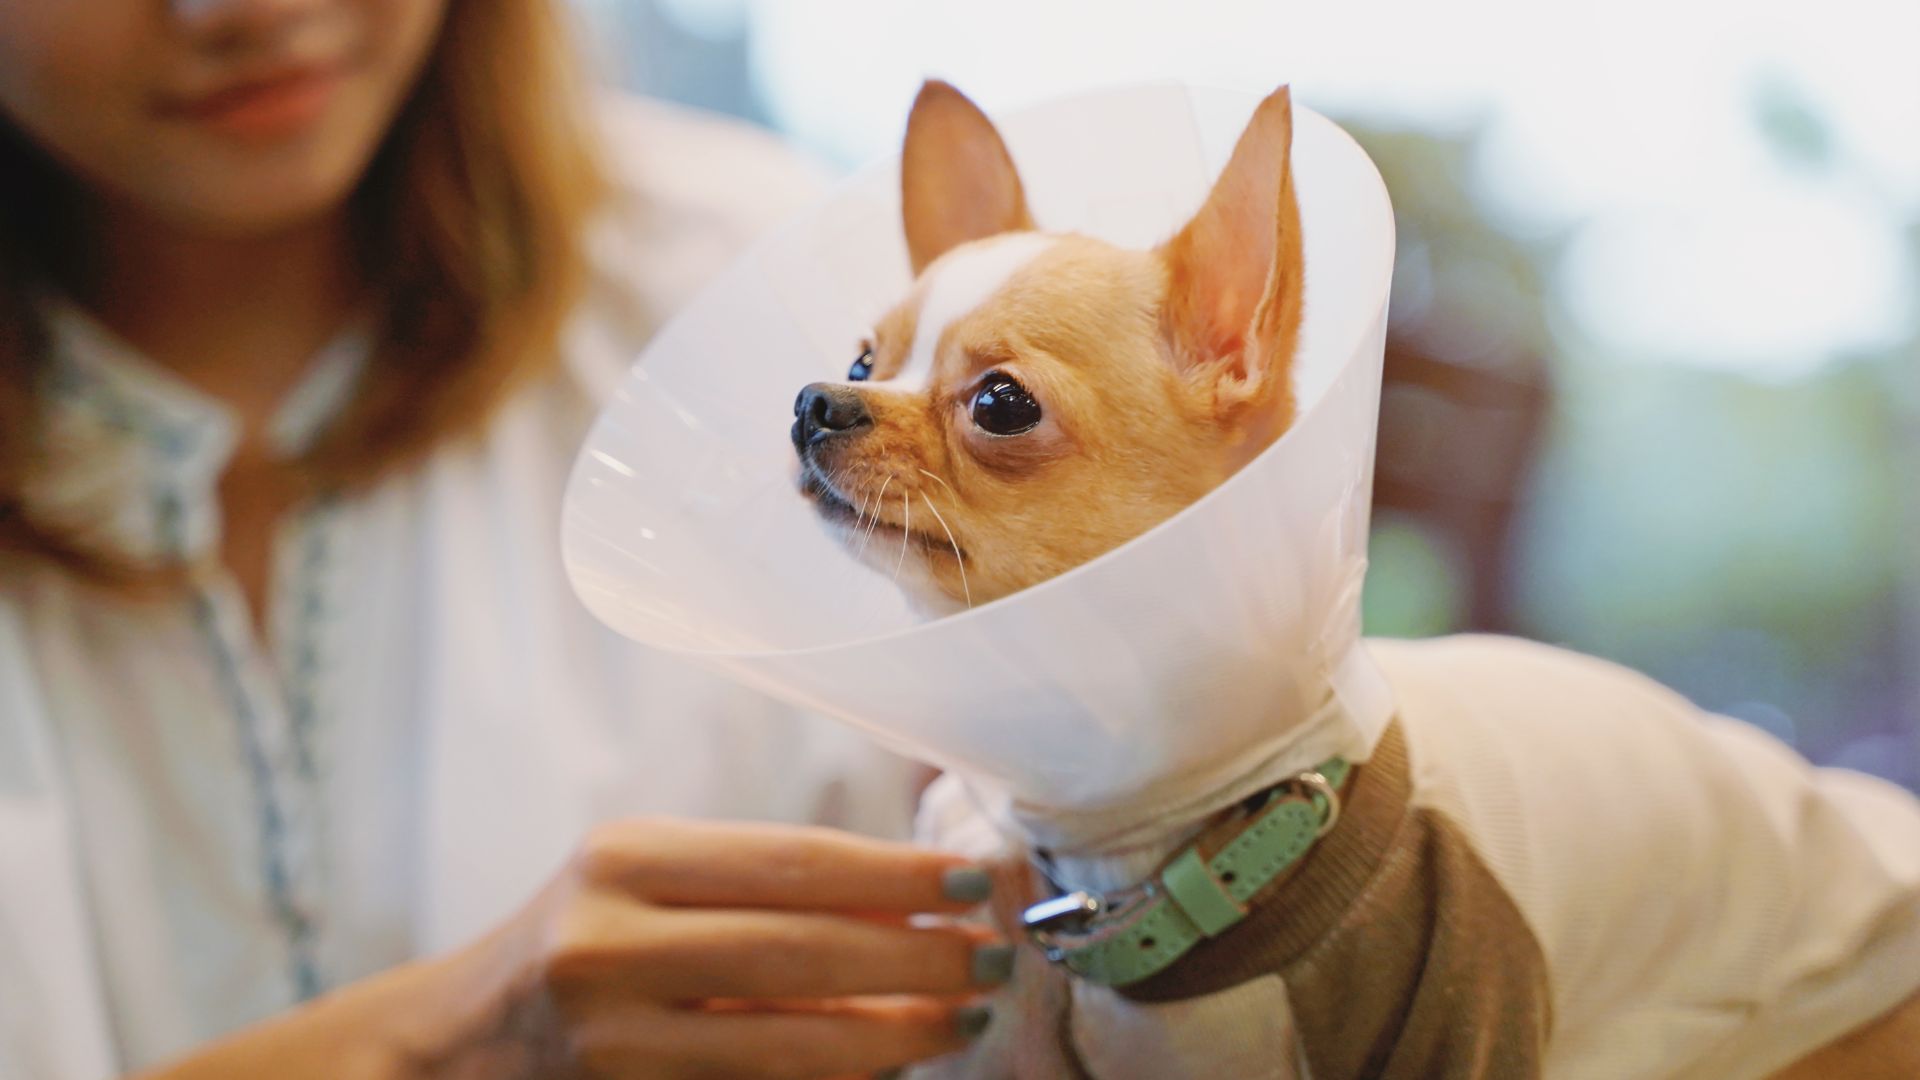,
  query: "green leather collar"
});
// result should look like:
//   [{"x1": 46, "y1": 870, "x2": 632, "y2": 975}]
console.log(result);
[{"x1": 1021, "y1": 758, "x2": 1348, "y2": 988}]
